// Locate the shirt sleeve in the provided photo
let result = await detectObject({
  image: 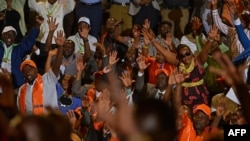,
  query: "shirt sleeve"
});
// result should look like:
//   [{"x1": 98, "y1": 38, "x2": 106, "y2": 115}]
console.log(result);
[{"x1": 212, "y1": 9, "x2": 229, "y2": 35}]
